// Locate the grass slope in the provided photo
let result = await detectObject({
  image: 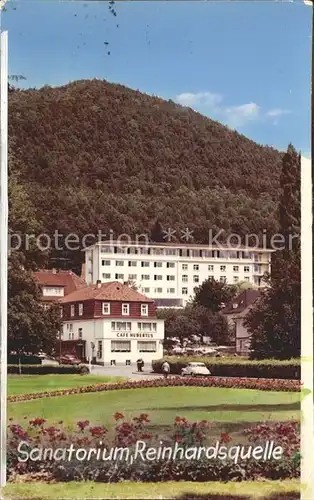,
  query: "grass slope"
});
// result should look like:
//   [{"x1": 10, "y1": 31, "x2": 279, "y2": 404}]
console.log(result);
[
  {"x1": 8, "y1": 375, "x2": 126, "y2": 396},
  {"x1": 2, "y1": 480, "x2": 300, "y2": 499},
  {"x1": 9, "y1": 386, "x2": 300, "y2": 439}
]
